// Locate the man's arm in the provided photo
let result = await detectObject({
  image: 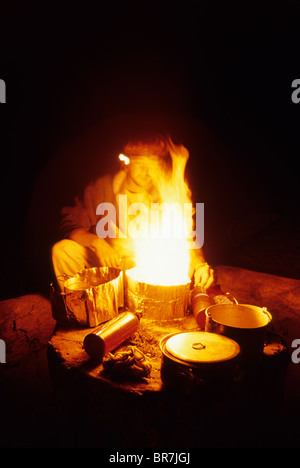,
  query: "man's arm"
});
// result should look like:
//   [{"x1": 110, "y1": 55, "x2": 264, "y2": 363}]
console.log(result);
[{"x1": 69, "y1": 228, "x2": 120, "y2": 269}]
